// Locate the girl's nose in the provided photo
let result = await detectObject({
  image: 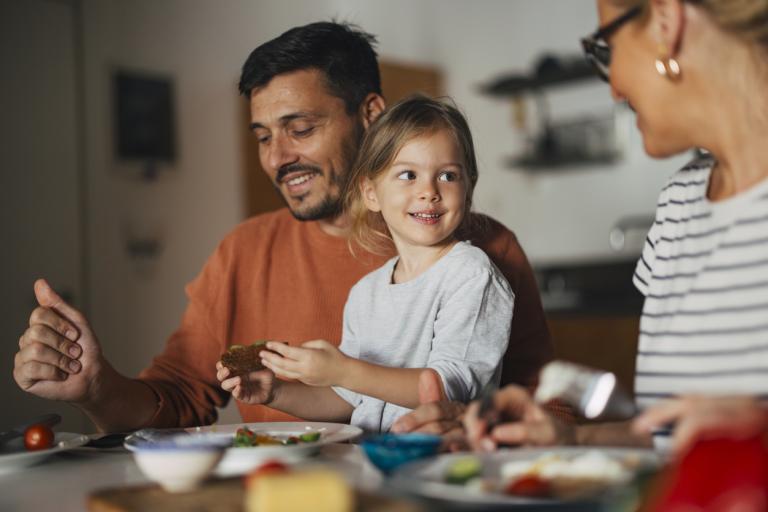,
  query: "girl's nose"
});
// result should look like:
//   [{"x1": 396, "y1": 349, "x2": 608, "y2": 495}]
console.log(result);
[{"x1": 418, "y1": 183, "x2": 440, "y2": 202}]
